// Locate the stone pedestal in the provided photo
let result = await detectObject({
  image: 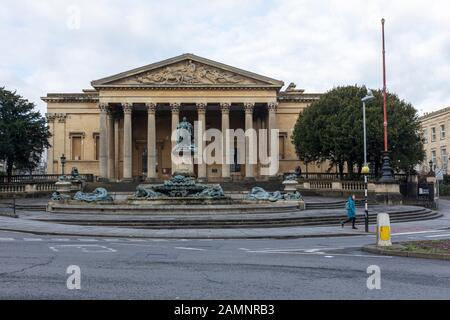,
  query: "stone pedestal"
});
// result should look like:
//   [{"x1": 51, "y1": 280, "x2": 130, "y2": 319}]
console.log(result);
[
  {"x1": 283, "y1": 180, "x2": 298, "y2": 192},
  {"x1": 374, "y1": 182, "x2": 402, "y2": 205},
  {"x1": 55, "y1": 181, "x2": 72, "y2": 198}
]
